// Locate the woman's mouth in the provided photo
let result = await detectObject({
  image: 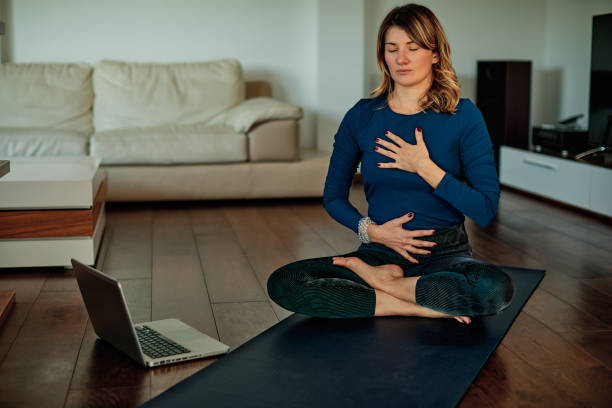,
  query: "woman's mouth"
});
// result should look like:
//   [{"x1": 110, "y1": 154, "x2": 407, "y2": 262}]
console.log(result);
[{"x1": 398, "y1": 70, "x2": 412, "y2": 74}]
